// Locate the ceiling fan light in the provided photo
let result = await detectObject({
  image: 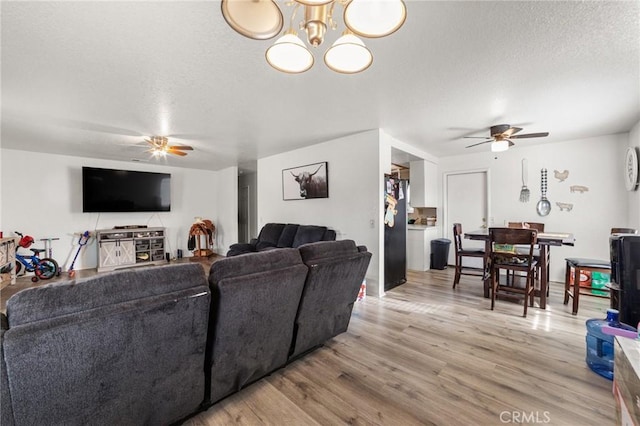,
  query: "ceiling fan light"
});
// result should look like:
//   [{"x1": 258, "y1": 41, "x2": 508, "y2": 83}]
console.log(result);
[
  {"x1": 343, "y1": 0, "x2": 407, "y2": 38},
  {"x1": 491, "y1": 140, "x2": 509, "y2": 152},
  {"x1": 324, "y1": 32, "x2": 373, "y2": 73},
  {"x1": 266, "y1": 32, "x2": 314, "y2": 73}
]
